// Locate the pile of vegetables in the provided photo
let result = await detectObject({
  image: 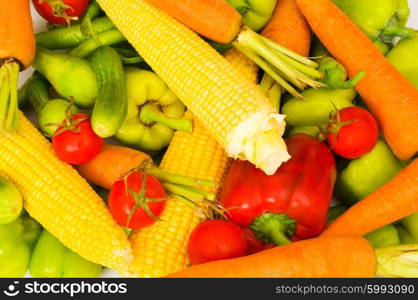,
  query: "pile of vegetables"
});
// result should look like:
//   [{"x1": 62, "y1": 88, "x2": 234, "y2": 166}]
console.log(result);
[{"x1": 0, "y1": 0, "x2": 417, "y2": 278}]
